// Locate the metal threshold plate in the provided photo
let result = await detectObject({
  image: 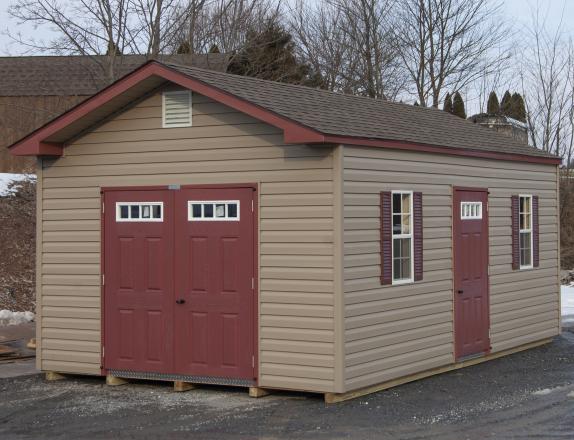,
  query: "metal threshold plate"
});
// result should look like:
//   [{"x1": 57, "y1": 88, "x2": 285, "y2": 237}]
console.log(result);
[
  {"x1": 108, "y1": 369, "x2": 255, "y2": 387},
  {"x1": 457, "y1": 352, "x2": 486, "y2": 363}
]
